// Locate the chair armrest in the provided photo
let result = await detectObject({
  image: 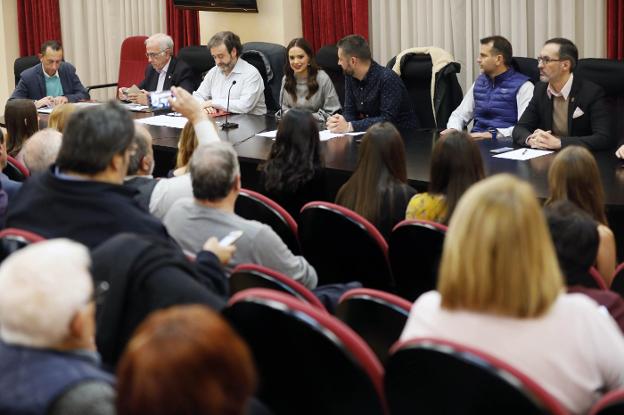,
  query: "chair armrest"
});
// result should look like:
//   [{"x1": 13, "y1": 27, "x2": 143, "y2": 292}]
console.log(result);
[{"x1": 86, "y1": 82, "x2": 117, "y2": 92}]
